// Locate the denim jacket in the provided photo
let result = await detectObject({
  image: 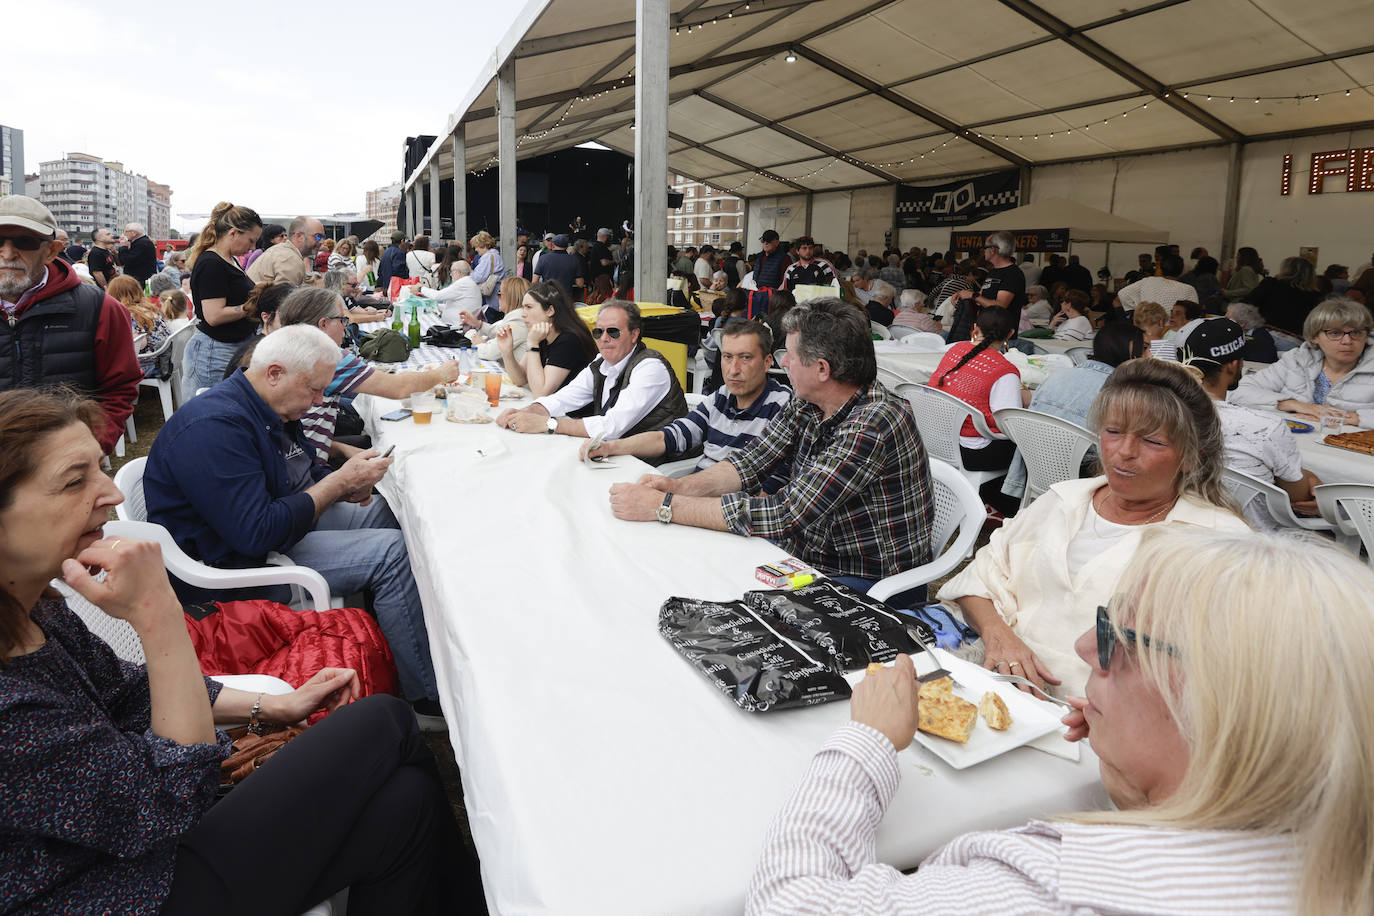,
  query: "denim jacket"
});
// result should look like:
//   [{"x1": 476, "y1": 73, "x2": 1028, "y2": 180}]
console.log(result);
[{"x1": 1001, "y1": 360, "x2": 1111, "y2": 498}]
